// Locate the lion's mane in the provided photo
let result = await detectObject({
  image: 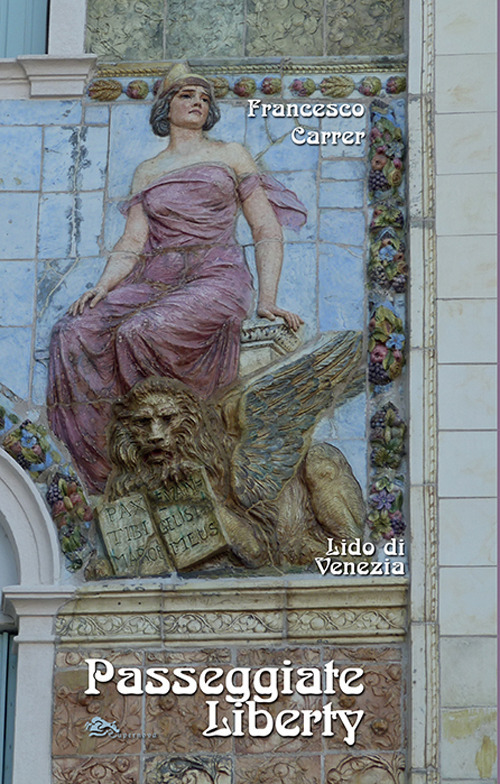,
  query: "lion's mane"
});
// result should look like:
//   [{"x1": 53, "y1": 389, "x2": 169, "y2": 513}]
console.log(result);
[{"x1": 105, "y1": 377, "x2": 232, "y2": 500}]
